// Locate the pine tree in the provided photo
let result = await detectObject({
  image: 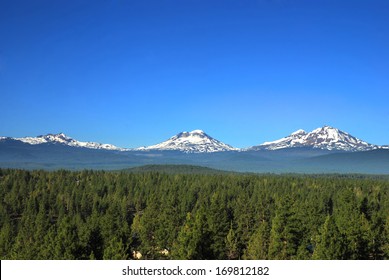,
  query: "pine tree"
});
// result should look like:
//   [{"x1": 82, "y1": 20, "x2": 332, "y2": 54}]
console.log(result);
[
  {"x1": 313, "y1": 215, "x2": 347, "y2": 259},
  {"x1": 244, "y1": 220, "x2": 270, "y2": 260},
  {"x1": 0, "y1": 221, "x2": 13, "y2": 259},
  {"x1": 53, "y1": 216, "x2": 80, "y2": 259},
  {"x1": 334, "y1": 189, "x2": 371, "y2": 259},
  {"x1": 225, "y1": 223, "x2": 239, "y2": 260},
  {"x1": 173, "y1": 207, "x2": 211, "y2": 259},
  {"x1": 207, "y1": 192, "x2": 230, "y2": 259},
  {"x1": 268, "y1": 196, "x2": 301, "y2": 259},
  {"x1": 382, "y1": 214, "x2": 389, "y2": 258},
  {"x1": 103, "y1": 237, "x2": 129, "y2": 260}
]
